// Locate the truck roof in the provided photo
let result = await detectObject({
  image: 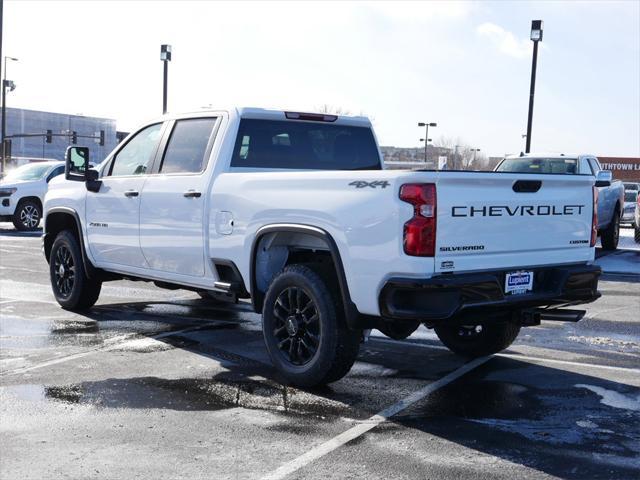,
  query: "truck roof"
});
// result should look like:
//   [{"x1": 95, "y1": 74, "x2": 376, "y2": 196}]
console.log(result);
[
  {"x1": 504, "y1": 152, "x2": 595, "y2": 160},
  {"x1": 157, "y1": 107, "x2": 373, "y2": 128}
]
